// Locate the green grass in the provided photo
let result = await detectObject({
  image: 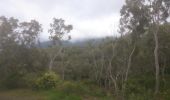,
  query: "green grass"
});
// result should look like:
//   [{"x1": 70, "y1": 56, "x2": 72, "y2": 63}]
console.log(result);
[
  {"x1": 0, "y1": 89, "x2": 114, "y2": 100},
  {"x1": 0, "y1": 80, "x2": 114, "y2": 100},
  {"x1": 0, "y1": 89, "x2": 47, "y2": 100},
  {"x1": 46, "y1": 90, "x2": 82, "y2": 100}
]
